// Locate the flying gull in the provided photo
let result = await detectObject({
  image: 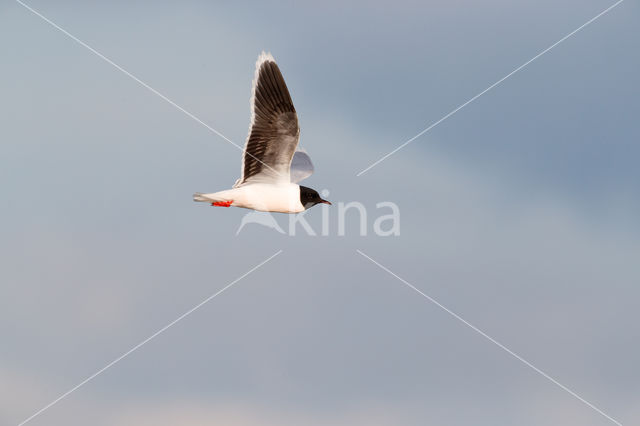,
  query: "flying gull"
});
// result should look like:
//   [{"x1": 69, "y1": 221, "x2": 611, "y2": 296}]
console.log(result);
[{"x1": 194, "y1": 52, "x2": 330, "y2": 213}]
